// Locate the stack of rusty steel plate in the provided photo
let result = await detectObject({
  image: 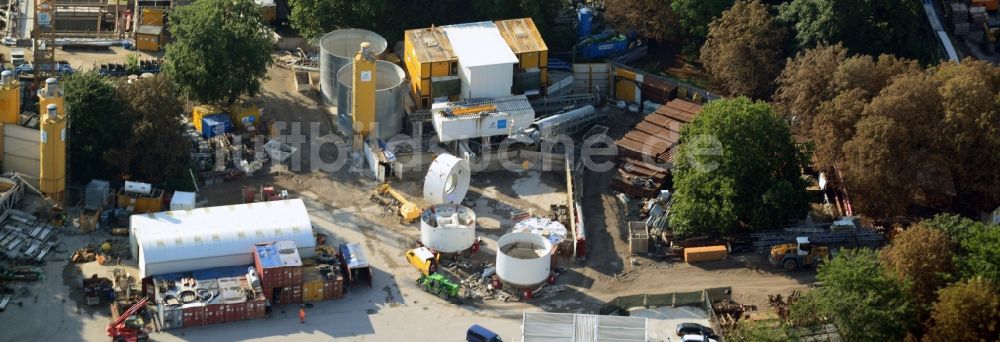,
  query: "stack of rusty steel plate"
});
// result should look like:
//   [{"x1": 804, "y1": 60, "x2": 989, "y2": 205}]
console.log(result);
[{"x1": 613, "y1": 99, "x2": 701, "y2": 198}]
